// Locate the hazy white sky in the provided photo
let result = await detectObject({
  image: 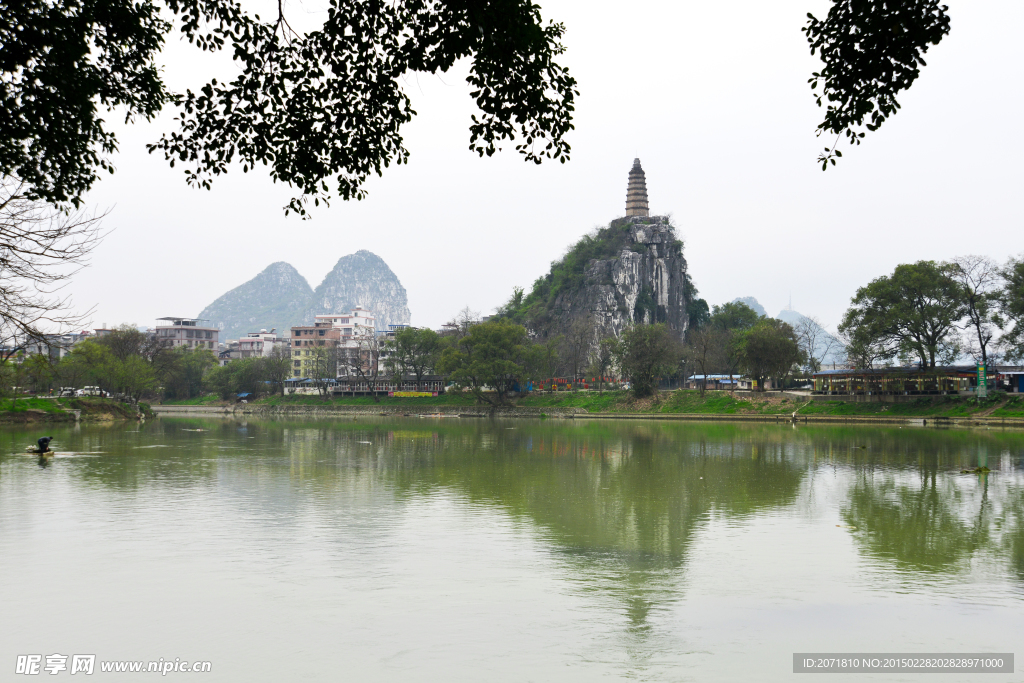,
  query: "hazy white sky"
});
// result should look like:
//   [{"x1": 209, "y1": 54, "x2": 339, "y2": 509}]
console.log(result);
[{"x1": 70, "y1": 0, "x2": 1024, "y2": 333}]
